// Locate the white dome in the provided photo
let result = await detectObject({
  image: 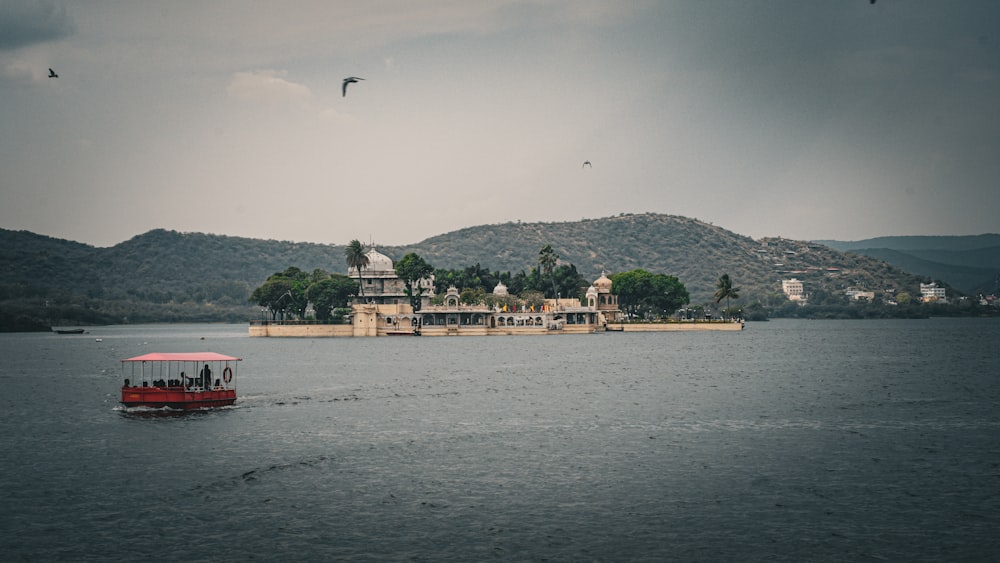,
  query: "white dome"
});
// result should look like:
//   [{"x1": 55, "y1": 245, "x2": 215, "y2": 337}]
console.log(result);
[
  {"x1": 493, "y1": 282, "x2": 508, "y2": 296},
  {"x1": 593, "y1": 272, "x2": 612, "y2": 290},
  {"x1": 360, "y1": 247, "x2": 394, "y2": 273}
]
